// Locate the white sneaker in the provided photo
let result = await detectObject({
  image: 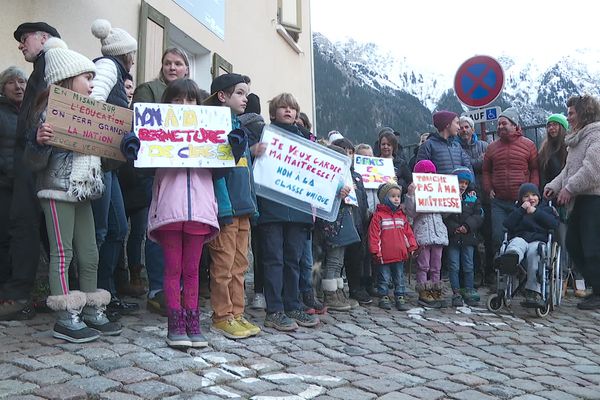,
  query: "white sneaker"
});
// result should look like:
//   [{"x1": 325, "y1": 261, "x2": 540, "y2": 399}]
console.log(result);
[{"x1": 250, "y1": 293, "x2": 266, "y2": 310}]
